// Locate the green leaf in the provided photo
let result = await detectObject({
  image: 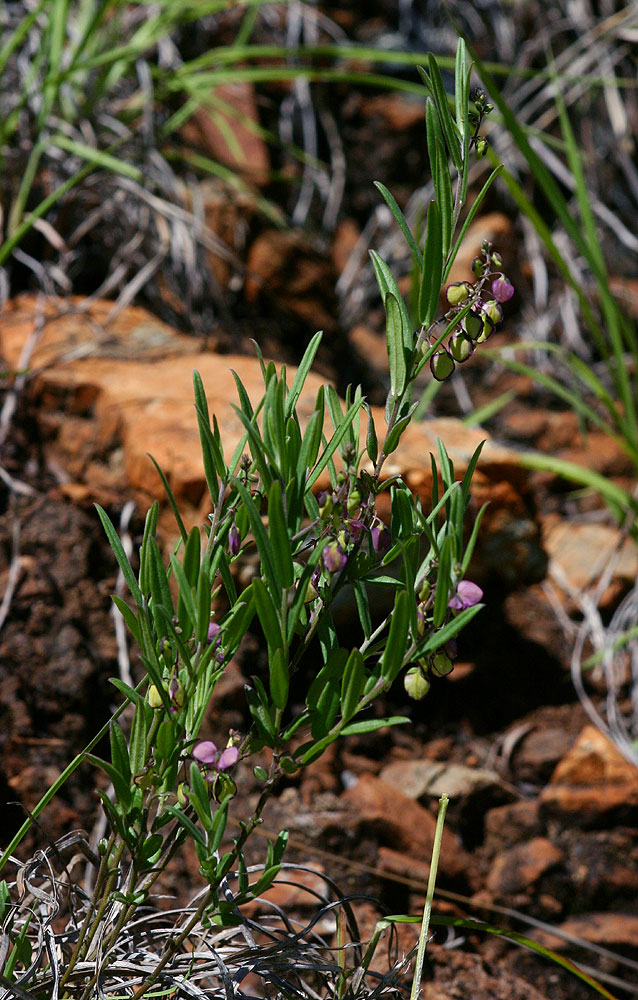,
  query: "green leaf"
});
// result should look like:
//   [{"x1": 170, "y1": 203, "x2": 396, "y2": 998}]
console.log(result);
[
  {"x1": 196, "y1": 570, "x2": 212, "y2": 646},
  {"x1": 374, "y1": 181, "x2": 423, "y2": 270},
  {"x1": 423, "y1": 54, "x2": 462, "y2": 170},
  {"x1": 164, "y1": 804, "x2": 206, "y2": 846},
  {"x1": 231, "y1": 477, "x2": 279, "y2": 593},
  {"x1": 341, "y1": 716, "x2": 409, "y2": 736},
  {"x1": 268, "y1": 479, "x2": 294, "y2": 588},
  {"x1": 418, "y1": 200, "x2": 443, "y2": 327},
  {"x1": 109, "y1": 721, "x2": 130, "y2": 782},
  {"x1": 306, "y1": 395, "x2": 365, "y2": 492},
  {"x1": 286, "y1": 330, "x2": 323, "y2": 418},
  {"x1": 96, "y1": 505, "x2": 143, "y2": 607},
  {"x1": 380, "y1": 591, "x2": 409, "y2": 682},
  {"x1": 433, "y1": 535, "x2": 453, "y2": 628},
  {"x1": 341, "y1": 649, "x2": 365, "y2": 723},
  {"x1": 128, "y1": 703, "x2": 148, "y2": 778},
  {"x1": 156, "y1": 719, "x2": 176, "y2": 761},
  {"x1": 193, "y1": 372, "x2": 220, "y2": 501},
  {"x1": 433, "y1": 137, "x2": 453, "y2": 260},
  {"x1": 111, "y1": 596, "x2": 141, "y2": 645},
  {"x1": 269, "y1": 645, "x2": 289, "y2": 711},
  {"x1": 252, "y1": 577, "x2": 284, "y2": 655},
  {"x1": 385, "y1": 292, "x2": 407, "y2": 397},
  {"x1": 369, "y1": 250, "x2": 412, "y2": 352}
]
